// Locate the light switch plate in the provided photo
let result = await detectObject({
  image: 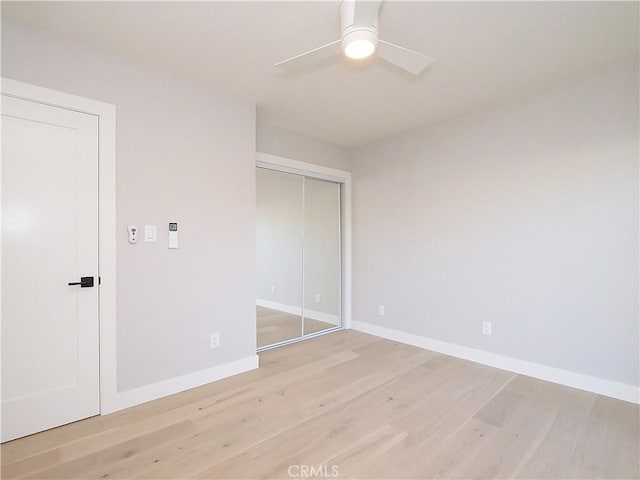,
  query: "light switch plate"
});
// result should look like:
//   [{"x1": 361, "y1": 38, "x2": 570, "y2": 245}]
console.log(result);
[{"x1": 144, "y1": 225, "x2": 157, "y2": 242}]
